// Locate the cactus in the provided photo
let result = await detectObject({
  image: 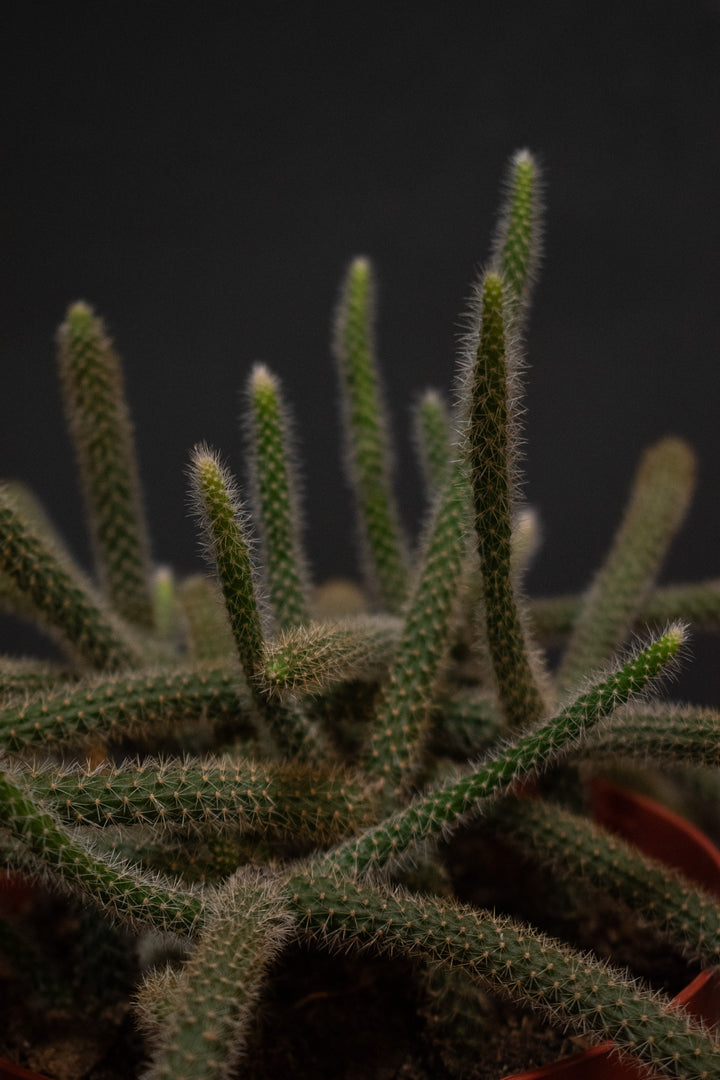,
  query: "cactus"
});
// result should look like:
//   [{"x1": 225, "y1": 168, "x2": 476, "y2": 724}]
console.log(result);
[{"x1": 1, "y1": 153, "x2": 720, "y2": 1080}]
